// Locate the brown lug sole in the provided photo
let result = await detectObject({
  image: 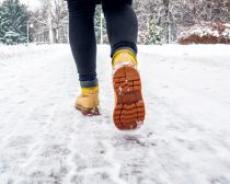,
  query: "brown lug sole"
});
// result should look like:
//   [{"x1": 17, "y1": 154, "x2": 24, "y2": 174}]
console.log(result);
[
  {"x1": 75, "y1": 105, "x2": 100, "y2": 116},
  {"x1": 113, "y1": 66, "x2": 145, "y2": 130}
]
